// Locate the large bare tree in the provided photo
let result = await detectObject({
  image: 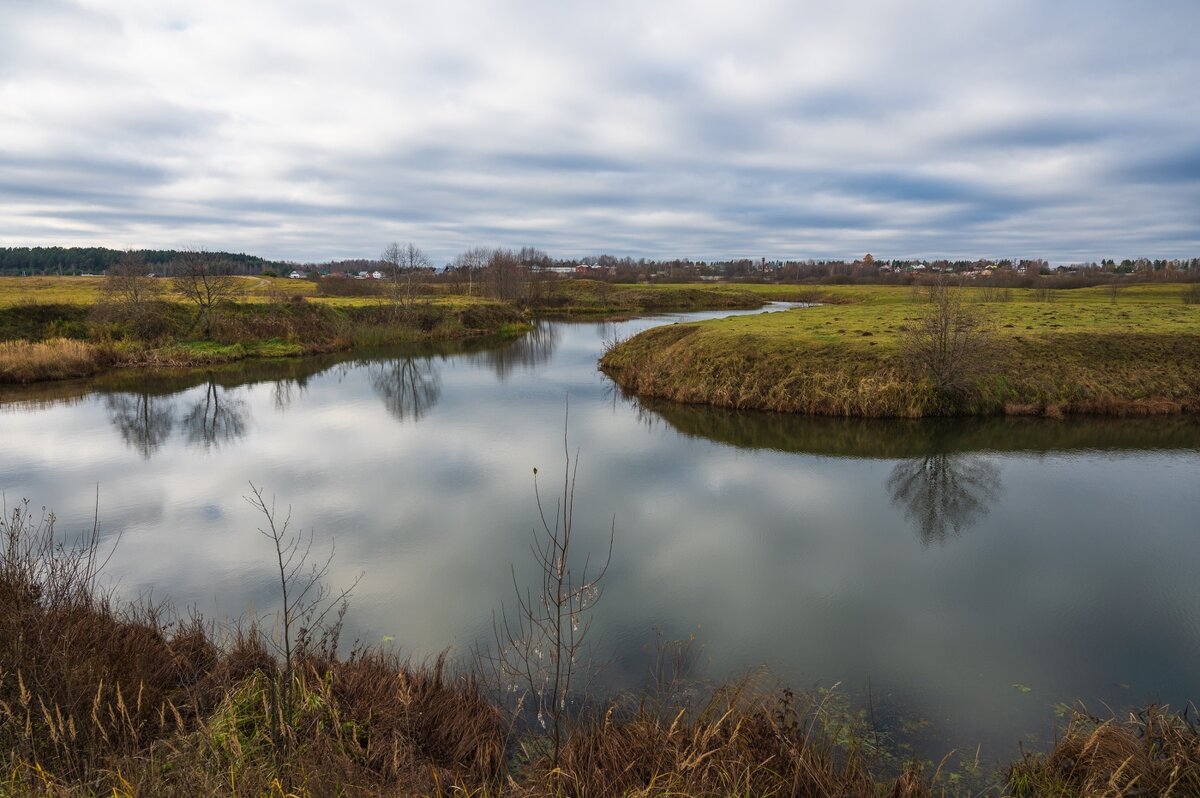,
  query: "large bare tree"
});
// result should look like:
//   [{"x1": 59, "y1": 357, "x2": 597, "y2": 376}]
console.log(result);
[{"x1": 171, "y1": 251, "x2": 240, "y2": 338}]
